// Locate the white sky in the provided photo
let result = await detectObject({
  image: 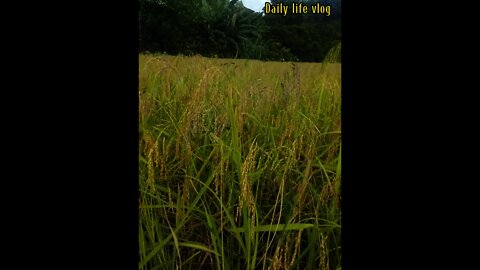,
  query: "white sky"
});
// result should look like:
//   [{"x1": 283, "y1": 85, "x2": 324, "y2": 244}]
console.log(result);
[{"x1": 241, "y1": 0, "x2": 270, "y2": 12}]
